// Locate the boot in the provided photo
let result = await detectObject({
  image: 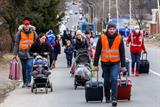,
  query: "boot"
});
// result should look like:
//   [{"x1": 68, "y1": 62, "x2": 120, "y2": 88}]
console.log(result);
[
  {"x1": 131, "y1": 67, "x2": 134, "y2": 75},
  {"x1": 135, "y1": 71, "x2": 139, "y2": 77}
]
